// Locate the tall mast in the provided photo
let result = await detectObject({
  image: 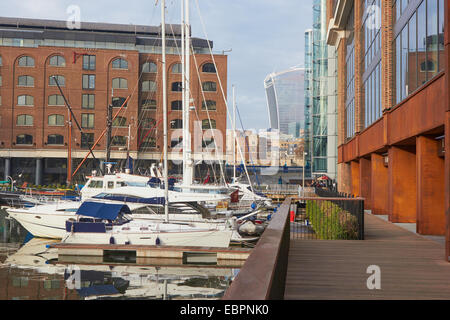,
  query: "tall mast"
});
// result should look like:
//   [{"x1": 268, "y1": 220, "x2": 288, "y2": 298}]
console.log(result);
[
  {"x1": 161, "y1": 0, "x2": 169, "y2": 222},
  {"x1": 67, "y1": 110, "x2": 72, "y2": 186},
  {"x1": 232, "y1": 85, "x2": 236, "y2": 183},
  {"x1": 183, "y1": 0, "x2": 193, "y2": 186}
]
